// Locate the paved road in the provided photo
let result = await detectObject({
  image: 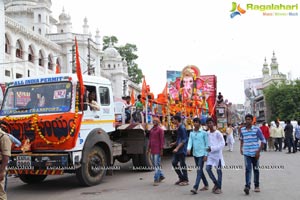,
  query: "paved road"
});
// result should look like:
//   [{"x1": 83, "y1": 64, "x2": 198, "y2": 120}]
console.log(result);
[{"x1": 7, "y1": 142, "x2": 300, "y2": 200}]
